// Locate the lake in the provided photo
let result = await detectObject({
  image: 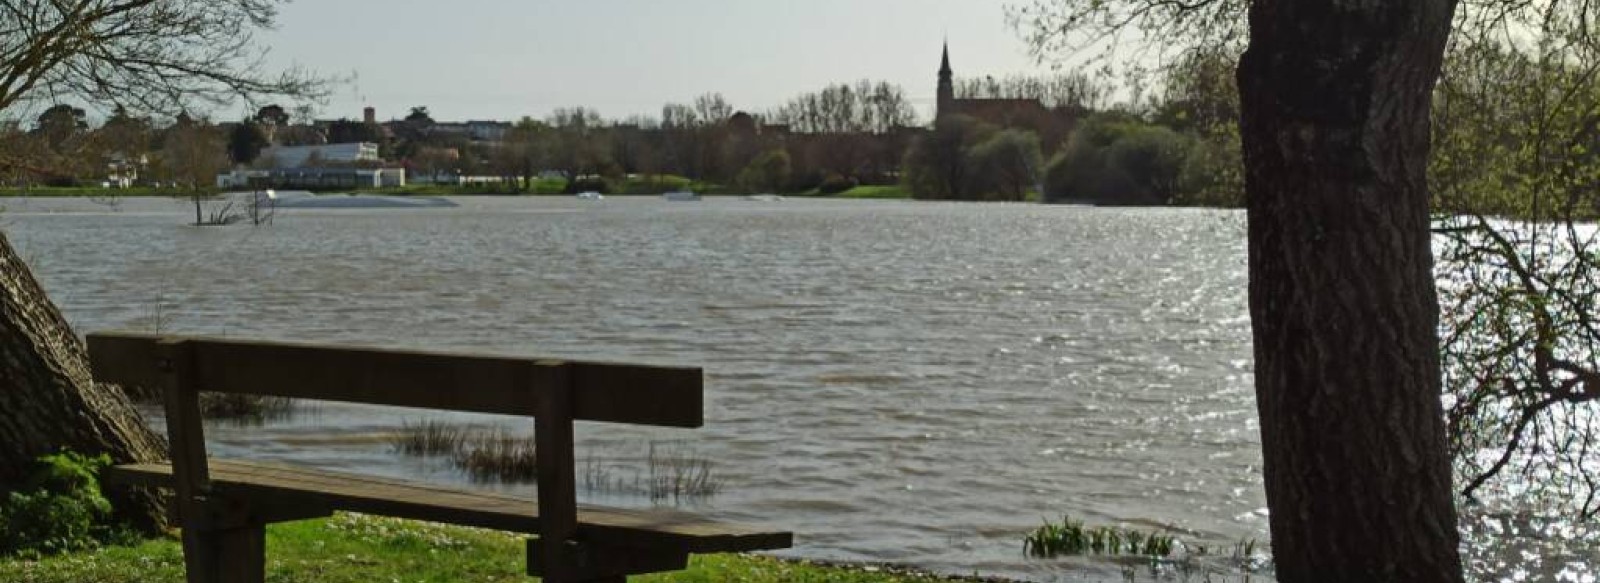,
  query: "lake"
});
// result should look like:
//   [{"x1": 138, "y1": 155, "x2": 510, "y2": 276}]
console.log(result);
[{"x1": 0, "y1": 196, "x2": 1578, "y2": 582}]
